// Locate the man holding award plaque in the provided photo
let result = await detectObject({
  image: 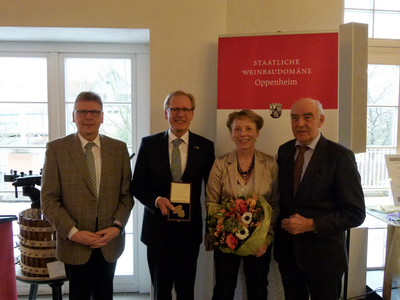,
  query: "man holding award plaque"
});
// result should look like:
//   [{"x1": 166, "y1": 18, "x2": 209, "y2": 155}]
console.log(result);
[{"x1": 131, "y1": 90, "x2": 215, "y2": 300}]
